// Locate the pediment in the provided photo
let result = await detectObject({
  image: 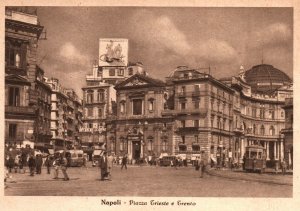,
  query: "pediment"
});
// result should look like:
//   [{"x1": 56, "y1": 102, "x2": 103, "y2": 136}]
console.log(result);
[
  {"x1": 115, "y1": 74, "x2": 165, "y2": 89},
  {"x1": 5, "y1": 74, "x2": 31, "y2": 85}
]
